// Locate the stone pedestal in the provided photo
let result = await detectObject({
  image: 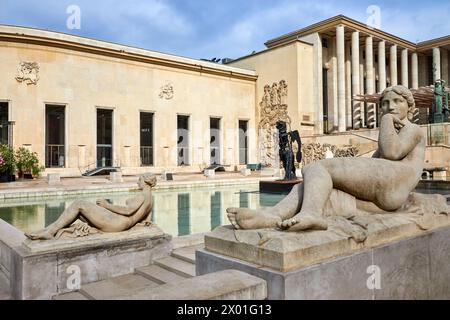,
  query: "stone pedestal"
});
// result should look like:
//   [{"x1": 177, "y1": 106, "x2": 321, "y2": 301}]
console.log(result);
[
  {"x1": 204, "y1": 169, "x2": 215, "y2": 178},
  {"x1": 197, "y1": 213, "x2": 450, "y2": 299},
  {"x1": 47, "y1": 173, "x2": 61, "y2": 186},
  {"x1": 109, "y1": 172, "x2": 123, "y2": 183},
  {"x1": 7, "y1": 226, "x2": 172, "y2": 300}
]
